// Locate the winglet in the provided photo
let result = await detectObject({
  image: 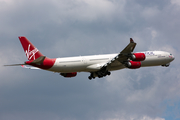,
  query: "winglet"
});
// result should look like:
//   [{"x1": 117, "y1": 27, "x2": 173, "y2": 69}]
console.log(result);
[{"x1": 130, "y1": 38, "x2": 134, "y2": 43}]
